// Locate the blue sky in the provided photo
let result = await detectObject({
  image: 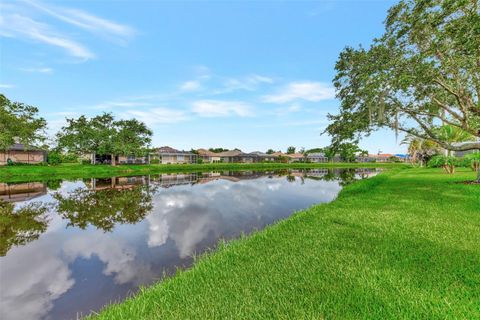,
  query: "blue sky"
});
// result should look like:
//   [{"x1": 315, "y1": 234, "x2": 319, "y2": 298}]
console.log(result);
[{"x1": 0, "y1": 0, "x2": 404, "y2": 153}]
